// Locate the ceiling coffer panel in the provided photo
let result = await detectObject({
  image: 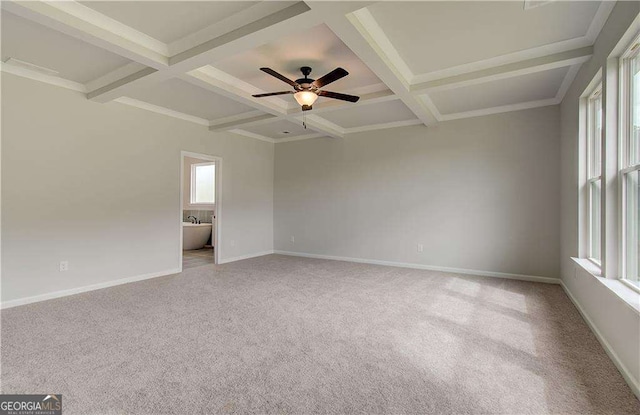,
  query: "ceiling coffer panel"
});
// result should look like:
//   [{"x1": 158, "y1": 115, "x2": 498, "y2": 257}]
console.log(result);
[
  {"x1": 78, "y1": 1, "x2": 260, "y2": 44},
  {"x1": 215, "y1": 24, "x2": 383, "y2": 99},
  {"x1": 367, "y1": 1, "x2": 602, "y2": 75},
  {"x1": 321, "y1": 100, "x2": 418, "y2": 129},
  {"x1": 1, "y1": 11, "x2": 132, "y2": 84},
  {"x1": 242, "y1": 119, "x2": 310, "y2": 139},
  {"x1": 426, "y1": 66, "x2": 570, "y2": 115},
  {"x1": 125, "y1": 78, "x2": 257, "y2": 120}
]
